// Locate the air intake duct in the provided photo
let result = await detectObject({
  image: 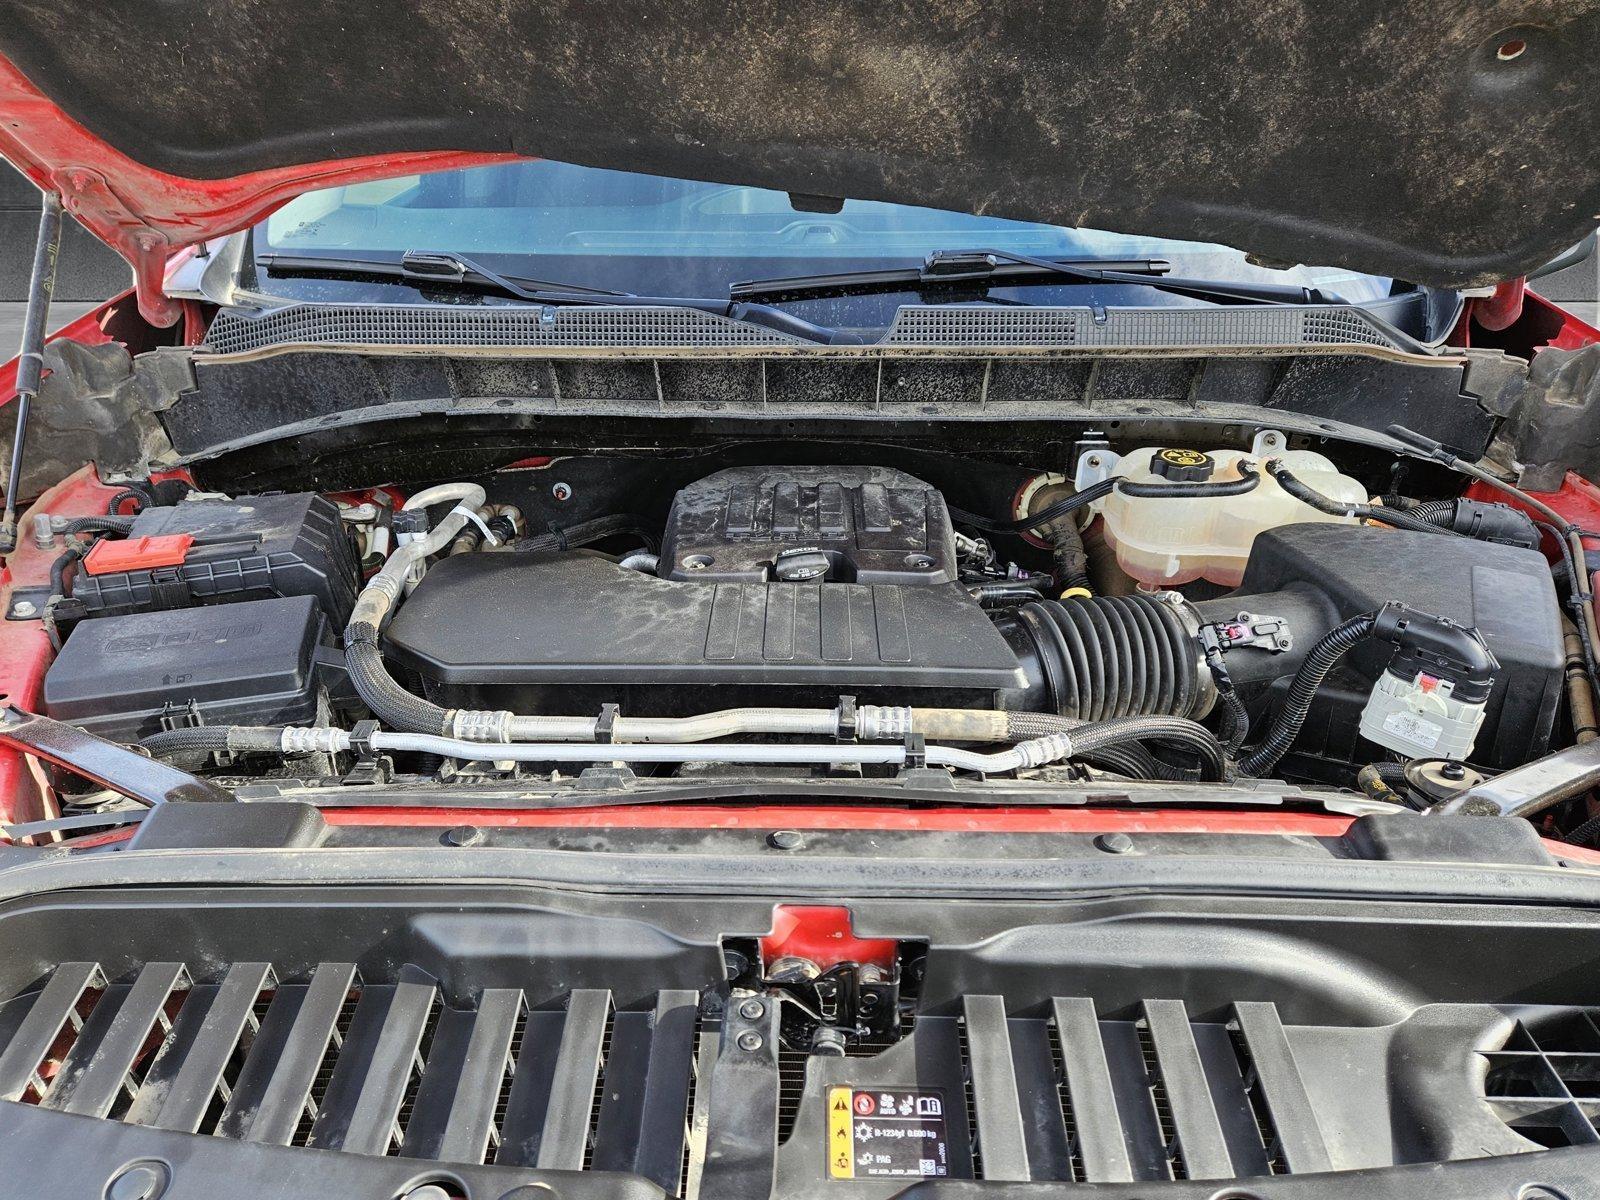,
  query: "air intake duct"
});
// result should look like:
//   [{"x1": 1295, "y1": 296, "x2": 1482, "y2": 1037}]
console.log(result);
[{"x1": 993, "y1": 594, "x2": 1214, "y2": 721}]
